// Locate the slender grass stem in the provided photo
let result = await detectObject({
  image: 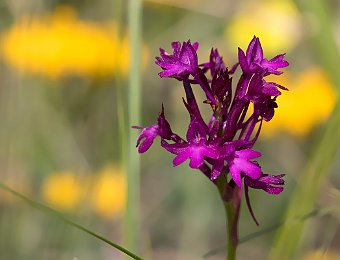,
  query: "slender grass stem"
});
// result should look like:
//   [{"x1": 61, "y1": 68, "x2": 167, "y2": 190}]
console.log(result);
[
  {"x1": 112, "y1": 0, "x2": 132, "y2": 253},
  {"x1": 113, "y1": 0, "x2": 130, "y2": 254},
  {"x1": 125, "y1": 0, "x2": 143, "y2": 254}
]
